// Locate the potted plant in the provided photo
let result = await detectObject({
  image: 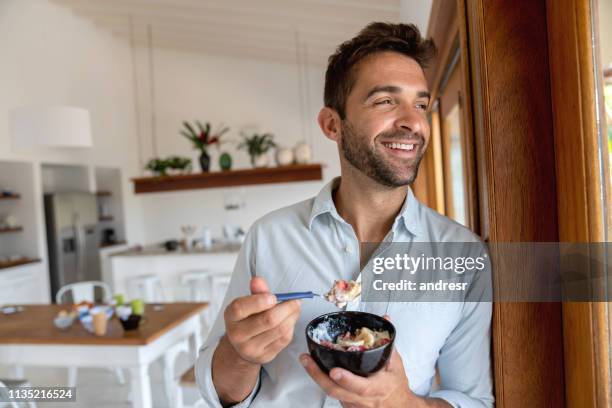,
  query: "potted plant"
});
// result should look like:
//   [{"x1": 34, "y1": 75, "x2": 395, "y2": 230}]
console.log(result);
[
  {"x1": 145, "y1": 156, "x2": 192, "y2": 176},
  {"x1": 180, "y1": 121, "x2": 229, "y2": 172},
  {"x1": 167, "y1": 156, "x2": 192, "y2": 175},
  {"x1": 145, "y1": 158, "x2": 170, "y2": 177},
  {"x1": 238, "y1": 132, "x2": 276, "y2": 167}
]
